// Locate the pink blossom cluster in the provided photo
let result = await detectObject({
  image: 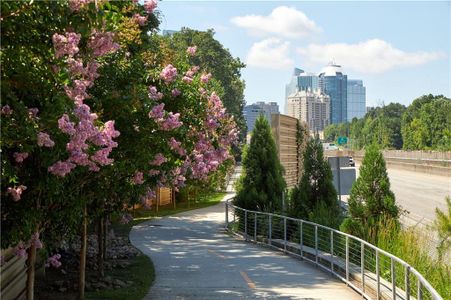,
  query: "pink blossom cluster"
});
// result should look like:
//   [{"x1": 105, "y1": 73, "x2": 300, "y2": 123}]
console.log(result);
[
  {"x1": 52, "y1": 32, "x2": 81, "y2": 58},
  {"x1": 120, "y1": 213, "x2": 134, "y2": 224},
  {"x1": 28, "y1": 108, "x2": 39, "y2": 119},
  {"x1": 88, "y1": 31, "x2": 120, "y2": 57},
  {"x1": 7, "y1": 185, "x2": 27, "y2": 201},
  {"x1": 200, "y1": 73, "x2": 212, "y2": 83},
  {"x1": 30, "y1": 232, "x2": 43, "y2": 249},
  {"x1": 168, "y1": 137, "x2": 186, "y2": 156},
  {"x1": 170, "y1": 167, "x2": 186, "y2": 190},
  {"x1": 182, "y1": 76, "x2": 193, "y2": 84},
  {"x1": 133, "y1": 14, "x2": 148, "y2": 26},
  {"x1": 160, "y1": 64, "x2": 178, "y2": 84},
  {"x1": 171, "y1": 88, "x2": 181, "y2": 97},
  {"x1": 37, "y1": 132, "x2": 55, "y2": 147},
  {"x1": 67, "y1": 59, "x2": 99, "y2": 83},
  {"x1": 68, "y1": 0, "x2": 93, "y2": 12},
  {"x1": 13, "y1": 152, "x2": 29, "y2": 163},
  {"x1": 148, "y1": 103, "x2": 165, "y2": 119},
  {"x1": 64, "y1": 79, "x2": 91, "y2": 105},
  {"x1": 144, "y1": 0, "x2": 158, "y2": 14},
  {"x1": 133, "y1": 171, "x2": 144, "y2": 185},
  {"x1": 140, "y1": 188, "x2": 155, "y2": 209},
  {"x1": 186, "y1": 46, "x2": 197, "y2": 56},
  {"x1": 1, "y1": 105, "x2": 12, "y2": 115},
  {"x1": 45, "y1": 254, "x2": 62, "y2": 268},
  {"x1": 148, "y1": 169, "x2": 160, "y2": 176},
  {"x1": 148, "y1": 86, "x2": 163, "y2": 100},
  {"x1": 48, "y1": 161, "x2": 76, "y2": 177},
  {"x1": 150, "y1": 153, "x2": 167, "y2": 166},
  {"x1": 148, "y1": 104, "x2": 182, "y2": 131},
  {"x1": 14, "y1": 243, "x2": 27, "y2": 258}
]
